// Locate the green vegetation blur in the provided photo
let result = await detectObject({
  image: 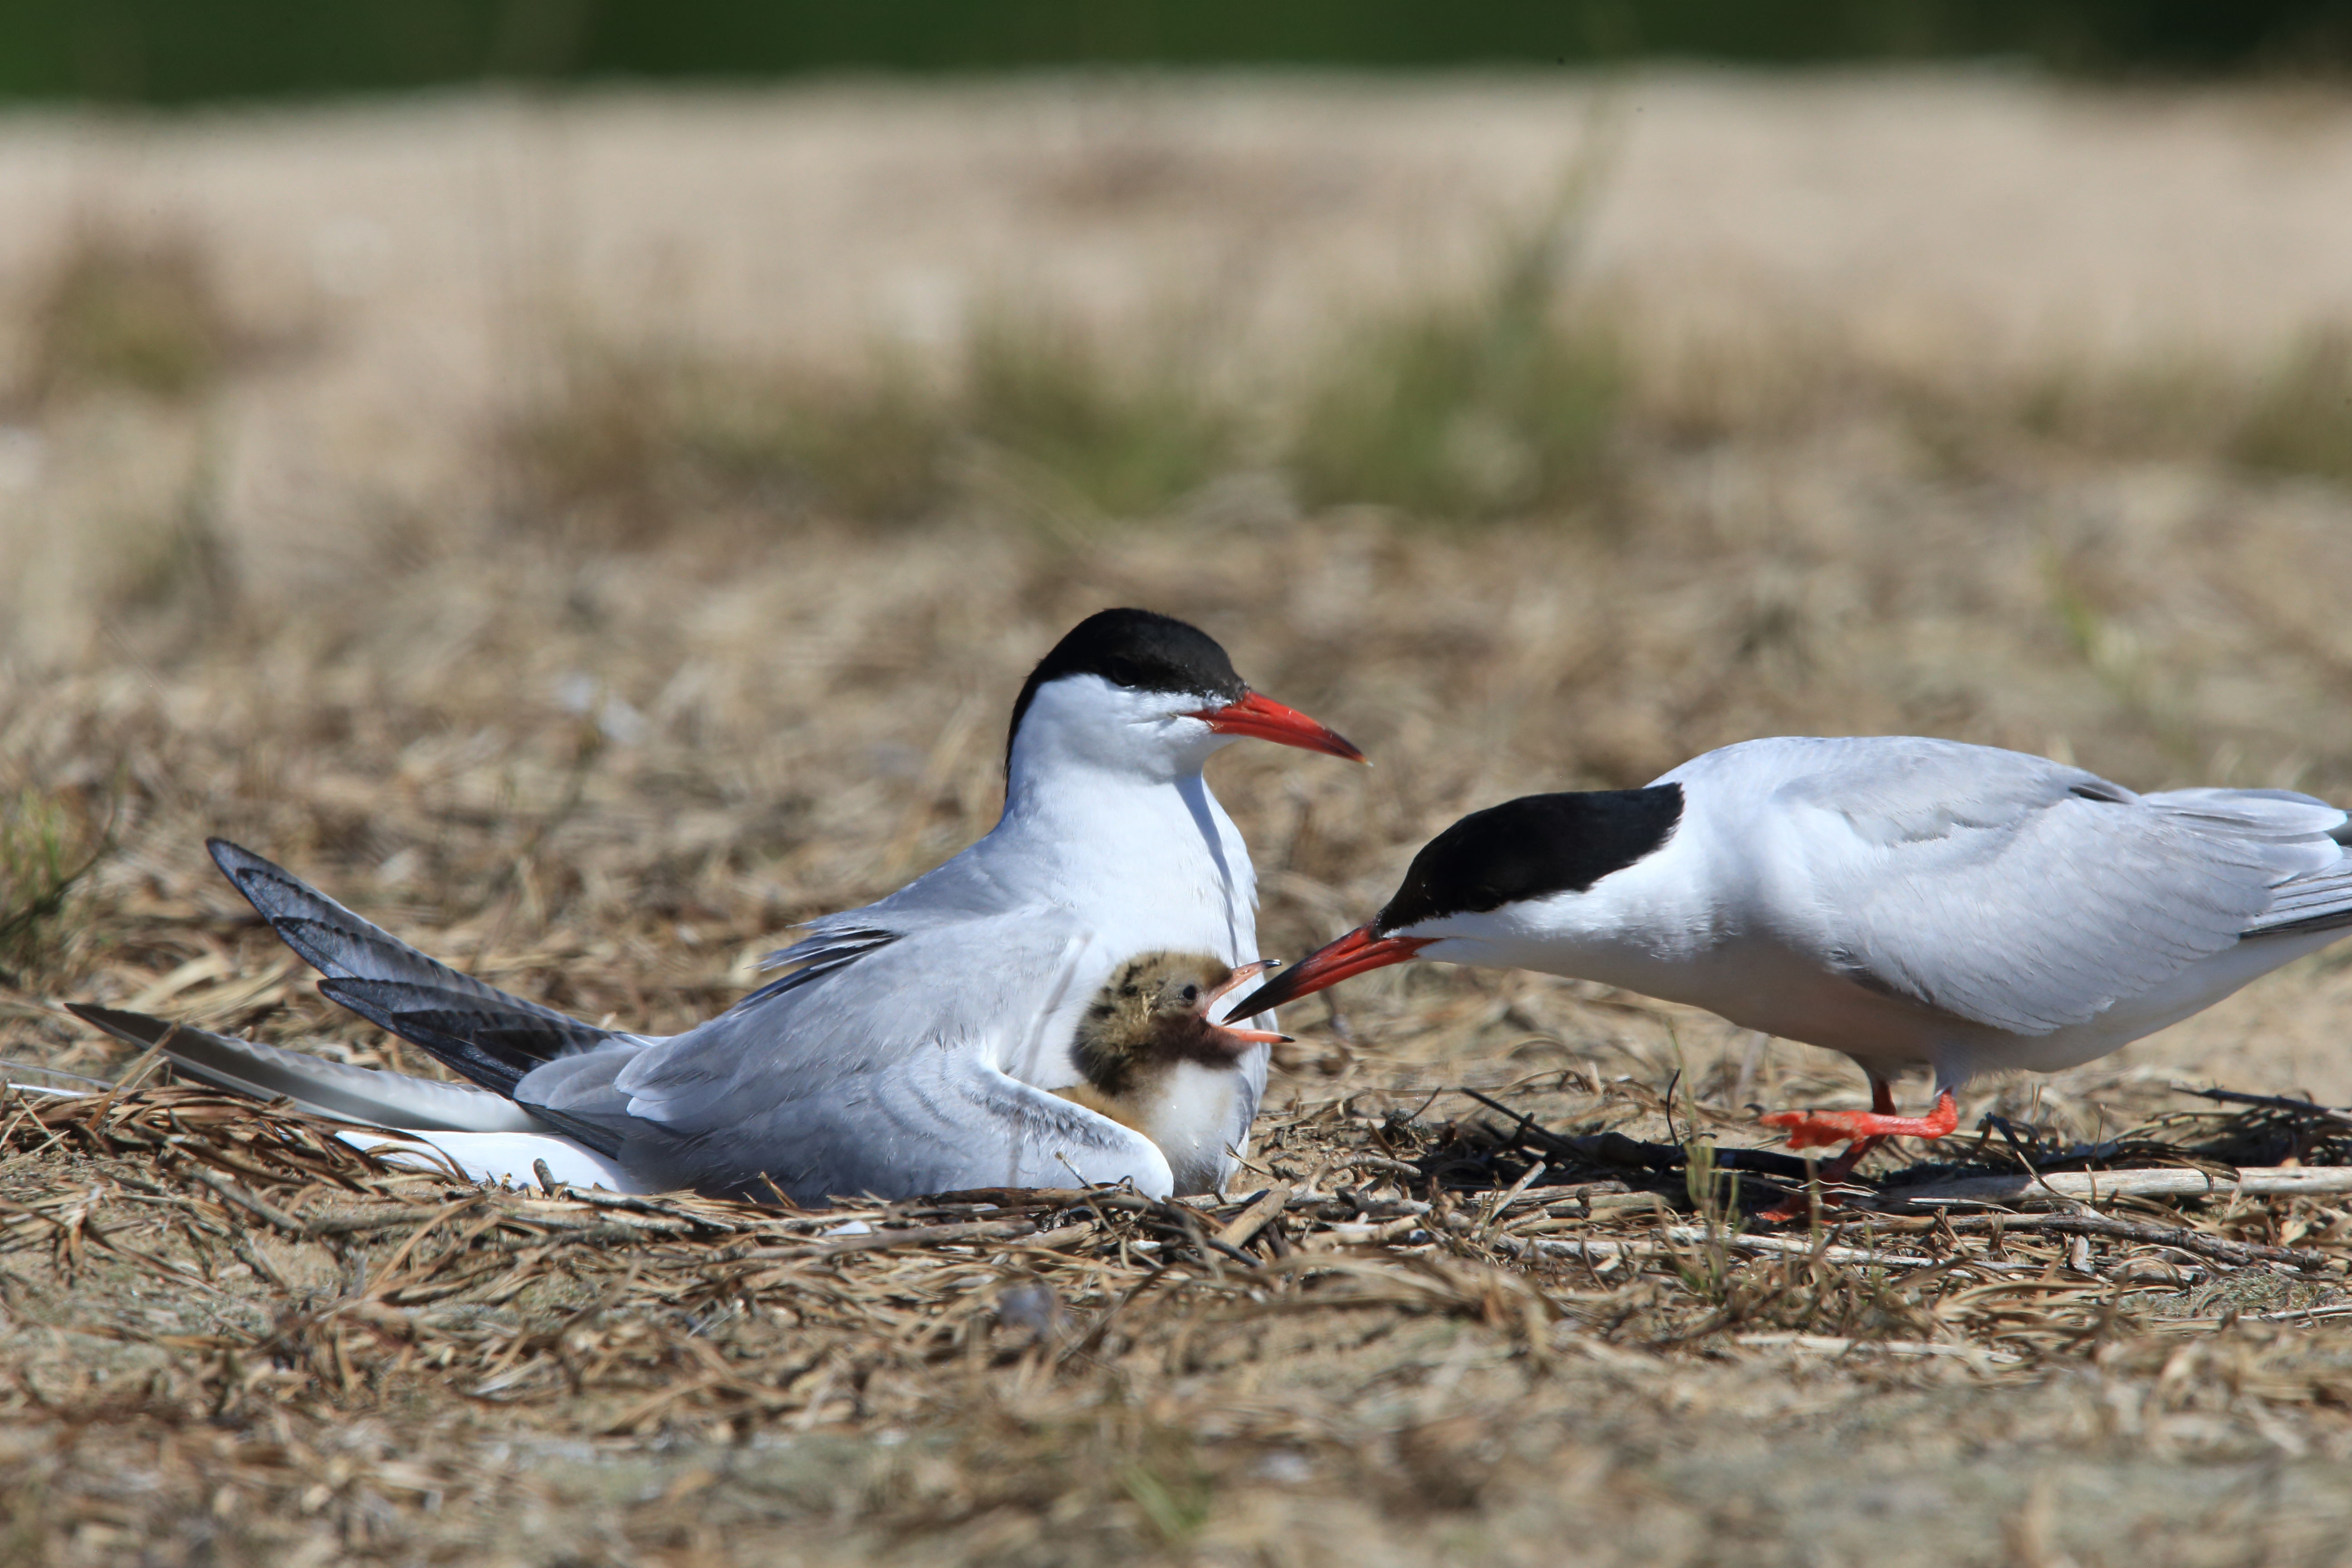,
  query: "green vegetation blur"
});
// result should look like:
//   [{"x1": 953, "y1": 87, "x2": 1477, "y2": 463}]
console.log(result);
[{"x1": 9, "y1": 1, "x2": 2352, "y2": 104}]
